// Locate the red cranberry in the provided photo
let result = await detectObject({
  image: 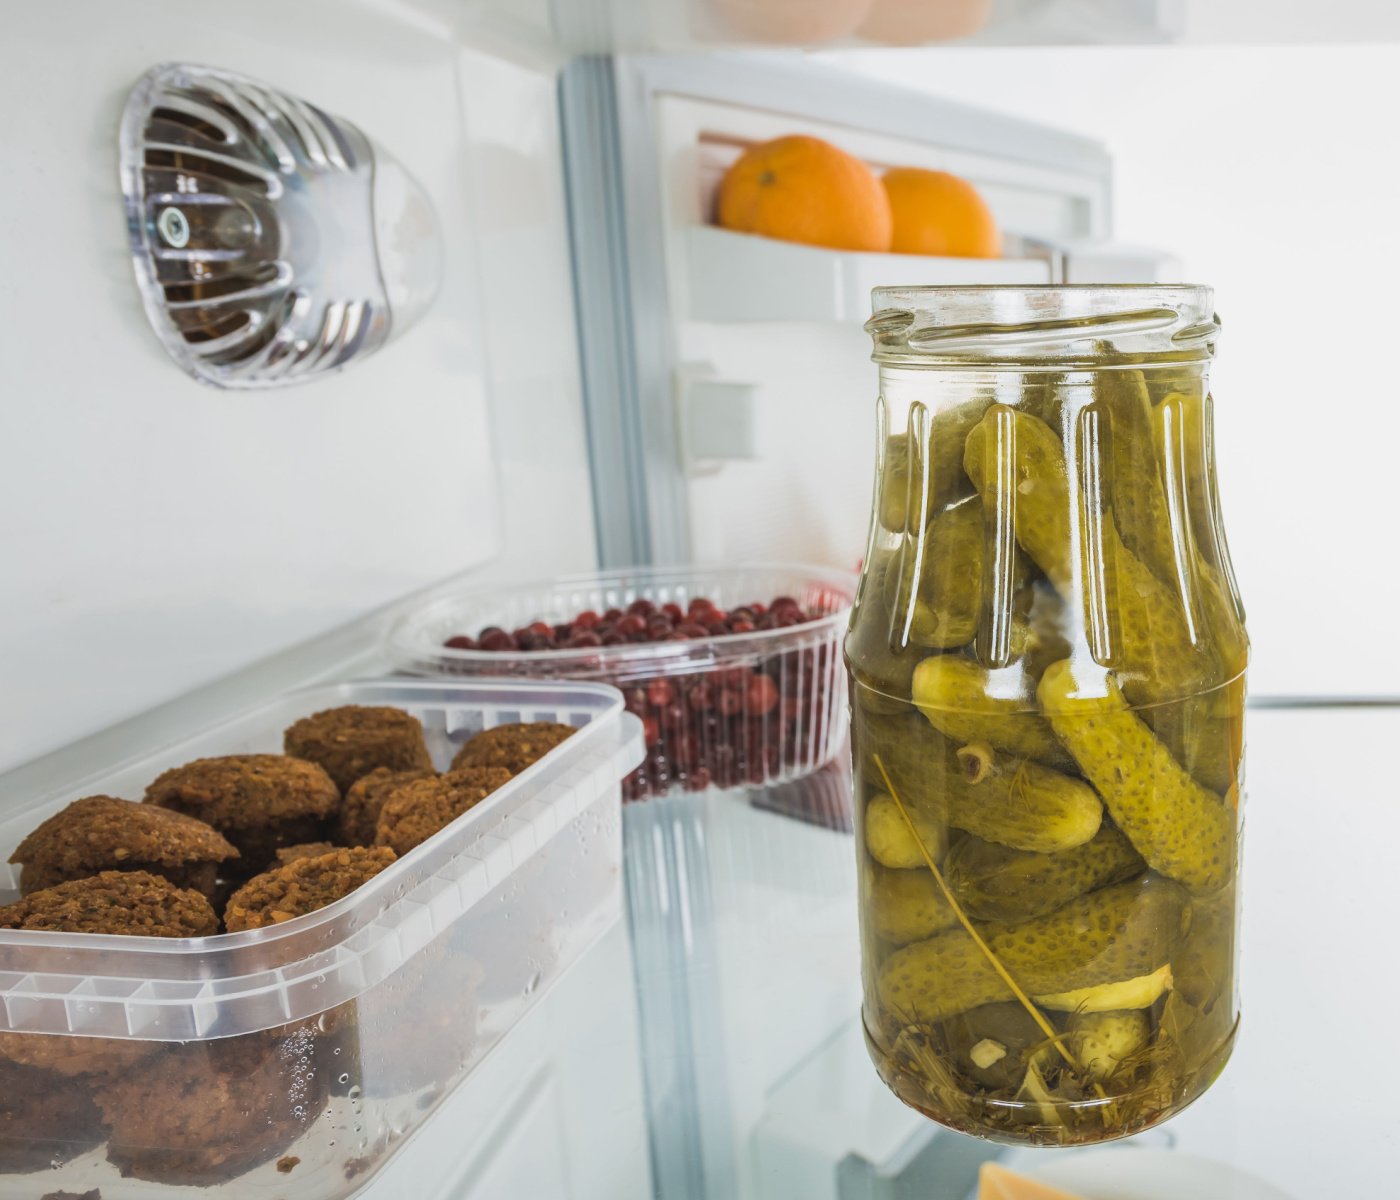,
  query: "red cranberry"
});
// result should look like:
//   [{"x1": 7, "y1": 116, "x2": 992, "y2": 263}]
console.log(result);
[
  {"x1": 595, "y1": 622, "x2": 616, "y2": 637},
  {"x1": 717, "y1": 688, "x2": 744, "y2": 717},
  {"x1": 646, "y1": 678, "x2": 674, "y2": 707},
  {"x1": 755, "y1": 613, "x2": 777, "y2": 630},
  {"x1": 627, "y1": 598, "x2": 655, "y2": 617},
  {"x1": 702, "y1": 618, "x2": 729, "y2": 634},
  {"x1": 647, "y1": 618, "x2": 674, "y2": 638},
  {"x1": 687, "y1": 680, "x2": 715, "y2": 711},
  {"x1": 677, "y1": 623, "x2": 710, "y2": 639},
  {"x1": 687, "y1": 596, "x2": 713, "y2": 613},
  {"x1": 777, "y1": 611, "x2": 804, "y2": 628},
  {"x1": 616, "y1": 615, "x2": 647, "y2": 636},
  {"x1": 603, "y1": 608, "x2": 624, "y2": 622},
  {"x1": 745, "y1": 674, "x2": 780, "y2": 715},
  {"x1": 729, "y1": 607, "x2": 754, "y2": 623},
  {"x1": 669, "y1": 733, "x2": 698, "y2": 766},
  {"x1": 479, "y1": 630, "x2": 513, "y2": 651},
  {"x1": 567, "y1": 631, "x2": 602, "y2": 648},
  {"x1": 771, "y1": 595, "x2": 800, "y2": 613},
  {"x1": 574, "y1": 610, "x2": 601, "y2": 629},
  {"x1": 641, "y1": 715, "x2": 661, "y2": 746},
  {"x1": 600, "y1": 633, "x2": 626, "y2": 646},
  {"x1": 444, "y1": 635, "x2": 477, "y2": 650},
  {"x1": 727, "y1": 619, "x2": 755, "y2": 634},
  {"x1": 751, "y1": 602, "x2": 767, "y2": 617},
  {"x1": 662, "y1": 603, "x2": 684, "y2": 622}
]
